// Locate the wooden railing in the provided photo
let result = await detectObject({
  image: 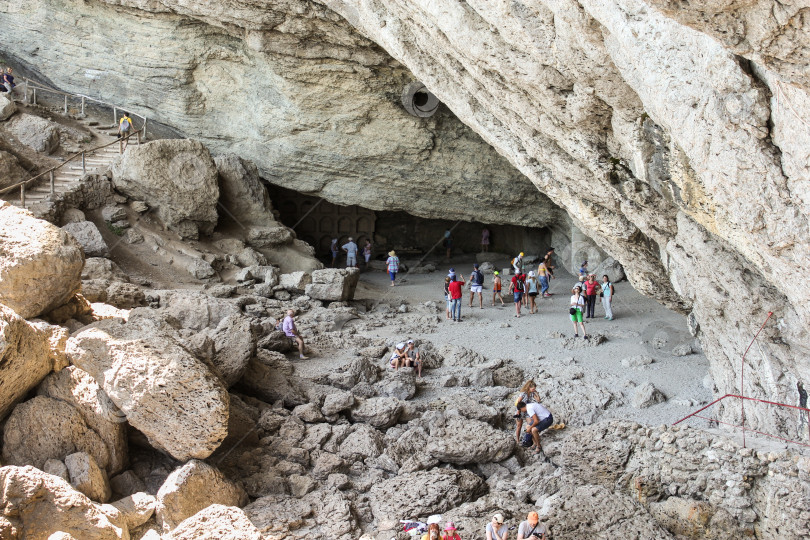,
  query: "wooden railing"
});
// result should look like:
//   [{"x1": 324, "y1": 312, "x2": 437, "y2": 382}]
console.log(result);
[
  {"x1": 0, "y1": 128, "x2": 143, "y2": 206},
  {"x1": 22, "y1": 78, "x2": 148, "y2": 138}
]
